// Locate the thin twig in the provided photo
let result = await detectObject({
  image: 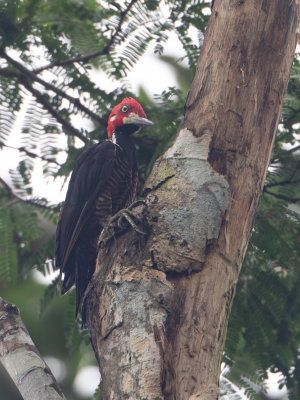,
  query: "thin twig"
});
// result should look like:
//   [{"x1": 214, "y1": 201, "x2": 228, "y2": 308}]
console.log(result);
[
  {"x1": 31, "y1": 0, "x2": 138, "y2": 73},
  {"x1": 270, "y1": 145, "x2": 300, "y2": 164},
  {"x1": 0, "y1": 60, "x2": 87, "y2": 143},
  {"x1": 265, "y1": 161, "x2": 300, "y2": 188},
  {"x1": 0, "y1": 67, "x2": 16, "y2": 77},
  {"x1": 0, "y1": 177, "x2": 60, "y2": 210},
  {"x1": 263, "y1": 189, "x2": 300, "y2": 203},
  {"x1": 288, "y1": 144, "x2": 300, "y2": 154},
  {"x1": 0, "y1": 142, "x2": 61, "y2": 166},
  {"x1": 264, "y1": 178, "x2": 300, "y2": 188},
  {"x1": 21, "y1": 77, "x2": 88, "y2": 143},
  {"x1": 0, "y1": 52, "x2": 106, "y2": 128},
  {"x1": 285, "y1": 105, "x2": 300, "y2": 125}
]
